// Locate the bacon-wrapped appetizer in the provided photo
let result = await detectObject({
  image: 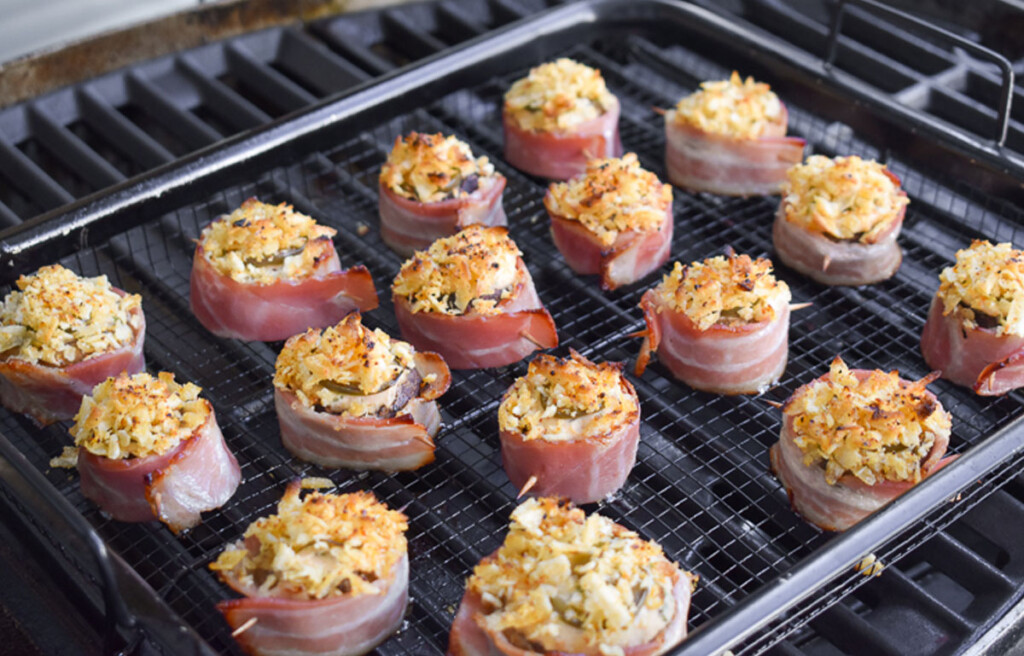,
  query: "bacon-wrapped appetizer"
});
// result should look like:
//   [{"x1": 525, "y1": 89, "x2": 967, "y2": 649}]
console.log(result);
[
  {"x1": 665, "y1": 72, "x2": 805, "y2": 196},
  {"x1": 499, "y1": 350, "x2": 639, "y2": 504},
  {"x1": 448, "y1": 497, "x2": 695, "y2": 656},
  {"x1": 773, "y1": 155, "x2": 909, "y2": 286},
  {"x1": 503, "y1": 58, "x2": 622, "y2": 181},
  {"x1": 635, "y1": 252, "x2": 792, "y2": 395},
  {"x1": 544, "y1": 153, "x2": 673, "y2": 290},
  {"x1": 770, "y1": 357, "x2": 953, "y2": 532},
  {"x1": 379, "y1": 132, "x2": 507, "y2": 257},
  {"x1": 212, "y1": 480, "x2": 408, "y2": 656},
  {"x1": 56, "y1": 372, "x2": 240, "y2": 533},
  {"x1": 392, "y1": 225, "x2": 558, "y2": 370},
  {"x1": 190, "y1": 198, "x2": 378, "y2": 342},
  {"x1": 274, "y1": 312, "x2": 450, "y2": 471},
  {"x1": 0, "y1": 264, "x2": 145, "y2": 425},
  {"x1": 921, "y1": 240, "x2": 1024, "y2": 395}
]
